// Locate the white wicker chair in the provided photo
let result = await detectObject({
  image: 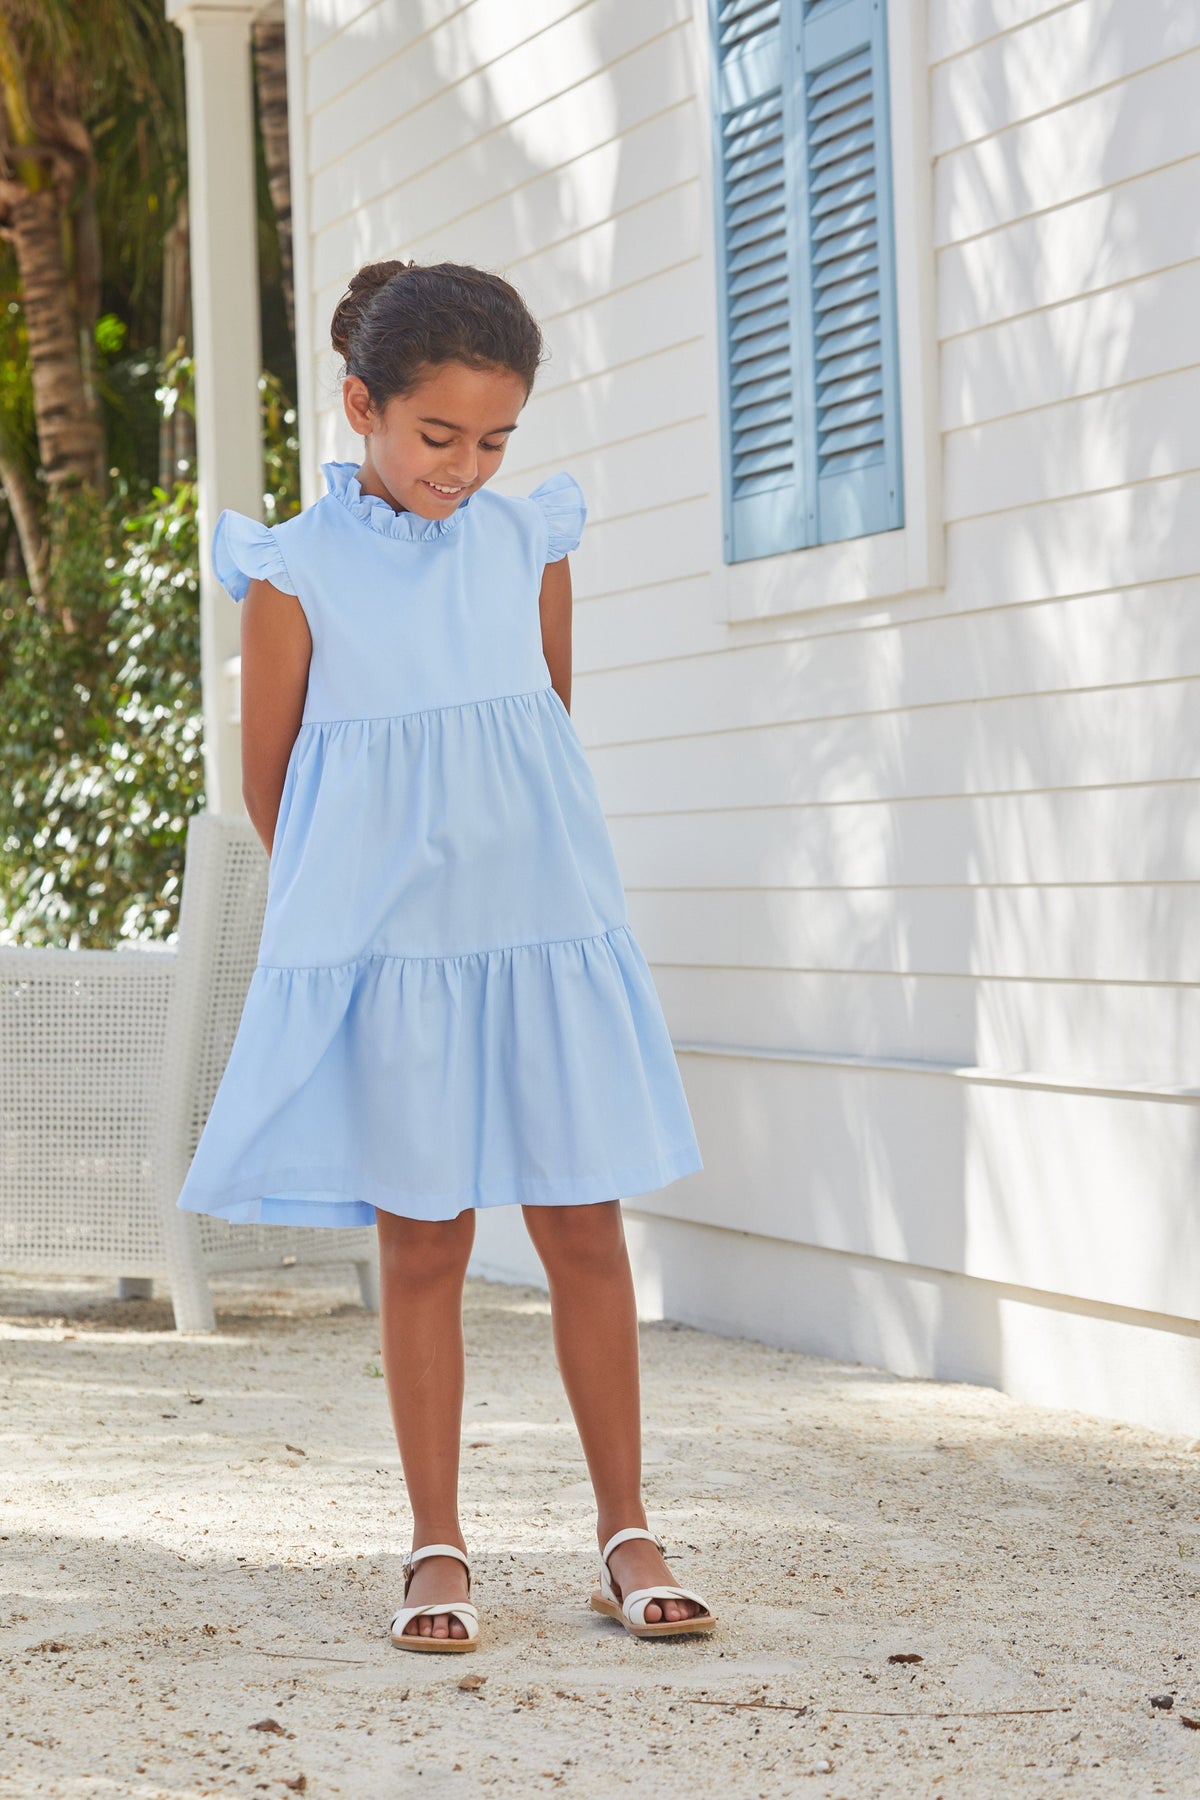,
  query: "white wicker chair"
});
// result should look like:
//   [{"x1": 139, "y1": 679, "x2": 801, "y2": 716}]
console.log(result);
[{"x1": 0, "y1": 811, "x2": 380, "y2": 1331}]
